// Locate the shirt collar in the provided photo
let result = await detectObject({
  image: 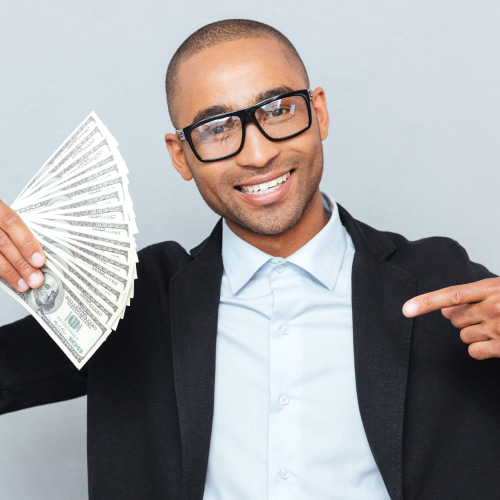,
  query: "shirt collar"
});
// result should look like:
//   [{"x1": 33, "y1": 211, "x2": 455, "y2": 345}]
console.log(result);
[{"x1": 222, "y1": 192, "x2": 347, "y2": 295}]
